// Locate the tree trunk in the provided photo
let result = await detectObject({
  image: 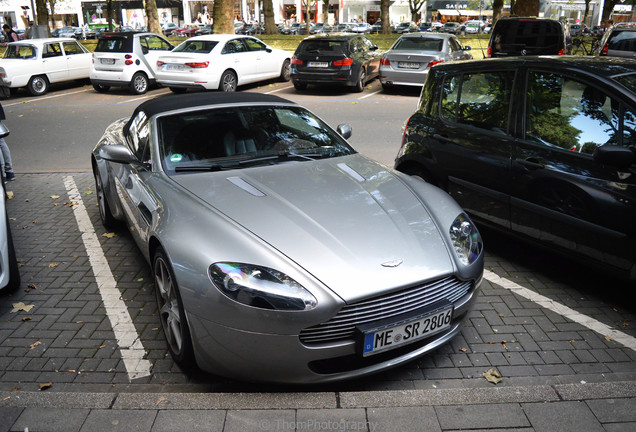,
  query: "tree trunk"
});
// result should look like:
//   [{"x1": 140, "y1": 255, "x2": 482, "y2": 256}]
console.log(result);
[
  {"x1": 145, "y1": 0, "x2": 161, "y2": 34},
  {"x1": 263, "y1": 0, "x2": 276, "y2": 34},
  {"x1": 381, "y1": 0, "x2": 391, "y2": 34},
  {"x1": 492, "y1": 0, "x2": 504, "y2": 25},
  {"x1": 213, "y1": 0, "x2": 235, "y2": 34}
]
